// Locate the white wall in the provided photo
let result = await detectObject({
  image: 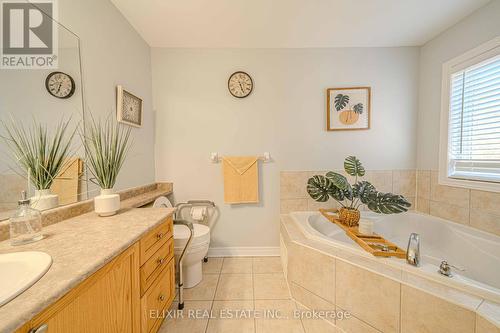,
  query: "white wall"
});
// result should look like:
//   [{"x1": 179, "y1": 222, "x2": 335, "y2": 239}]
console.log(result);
[
  {"x1": 56, "y1": 0, "x2": 156, "y2": 194},
  {"x1": 152, "y1": 48, "x2": 419, "y2": 249},
  {"x1": 417, "y1": 0, "x2": 500, "y2": 170}
]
